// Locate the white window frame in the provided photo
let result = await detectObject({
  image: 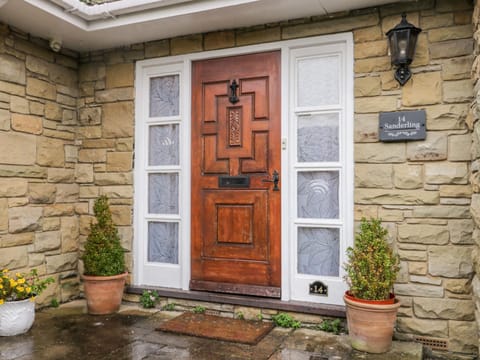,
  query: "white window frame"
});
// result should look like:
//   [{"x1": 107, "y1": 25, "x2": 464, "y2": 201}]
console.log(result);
[{"x1": 134, "y1": 33, "x2": 353, "y2": 305}]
